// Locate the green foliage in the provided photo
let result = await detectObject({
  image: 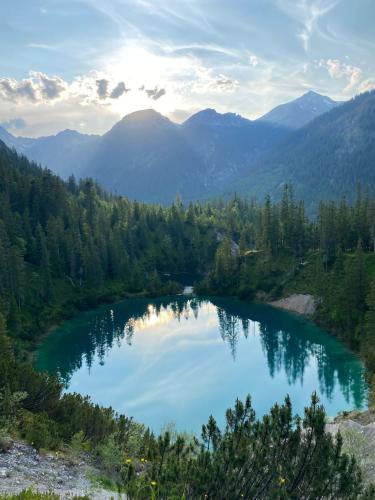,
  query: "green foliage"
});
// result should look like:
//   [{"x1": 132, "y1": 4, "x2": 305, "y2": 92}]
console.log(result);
[
  {"x1": 0, "y1": 387, "x2": 27, "y2": 429},
  {"x1": 119, "y1": 394, "x2": 370, "y2": 499},
  {"x1": 70, "y1": 430, "x2": 91, "y2": 454},
  {"x1": 0, "y1": 144, "x2": 217, "y2": 352},
  {"x1": 19, "y1": 411, "x2": 61, "y2": 451},
  {"x1": 1, "y1": 141, "x2": 375, "y2": 496}
]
